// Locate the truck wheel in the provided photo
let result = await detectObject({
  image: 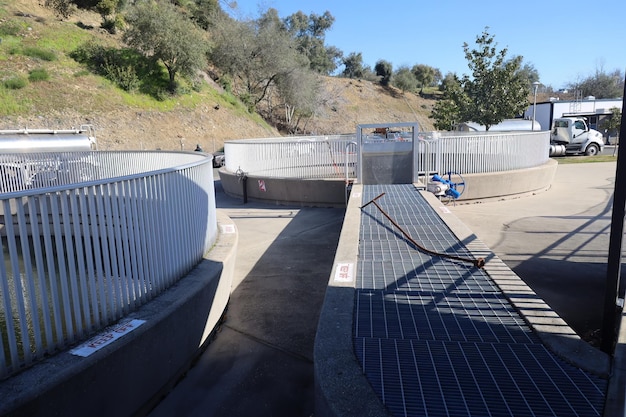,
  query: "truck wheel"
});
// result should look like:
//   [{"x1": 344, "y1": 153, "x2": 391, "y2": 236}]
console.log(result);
[{"x1": 585, "y1": 144, "x2": 600, "y2": 156}]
